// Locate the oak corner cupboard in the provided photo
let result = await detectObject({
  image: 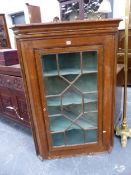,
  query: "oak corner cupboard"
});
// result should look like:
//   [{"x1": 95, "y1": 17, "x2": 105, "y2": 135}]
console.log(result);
[{"x1": 12, "y1": 19, "x2": 120, "y2": 160}]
